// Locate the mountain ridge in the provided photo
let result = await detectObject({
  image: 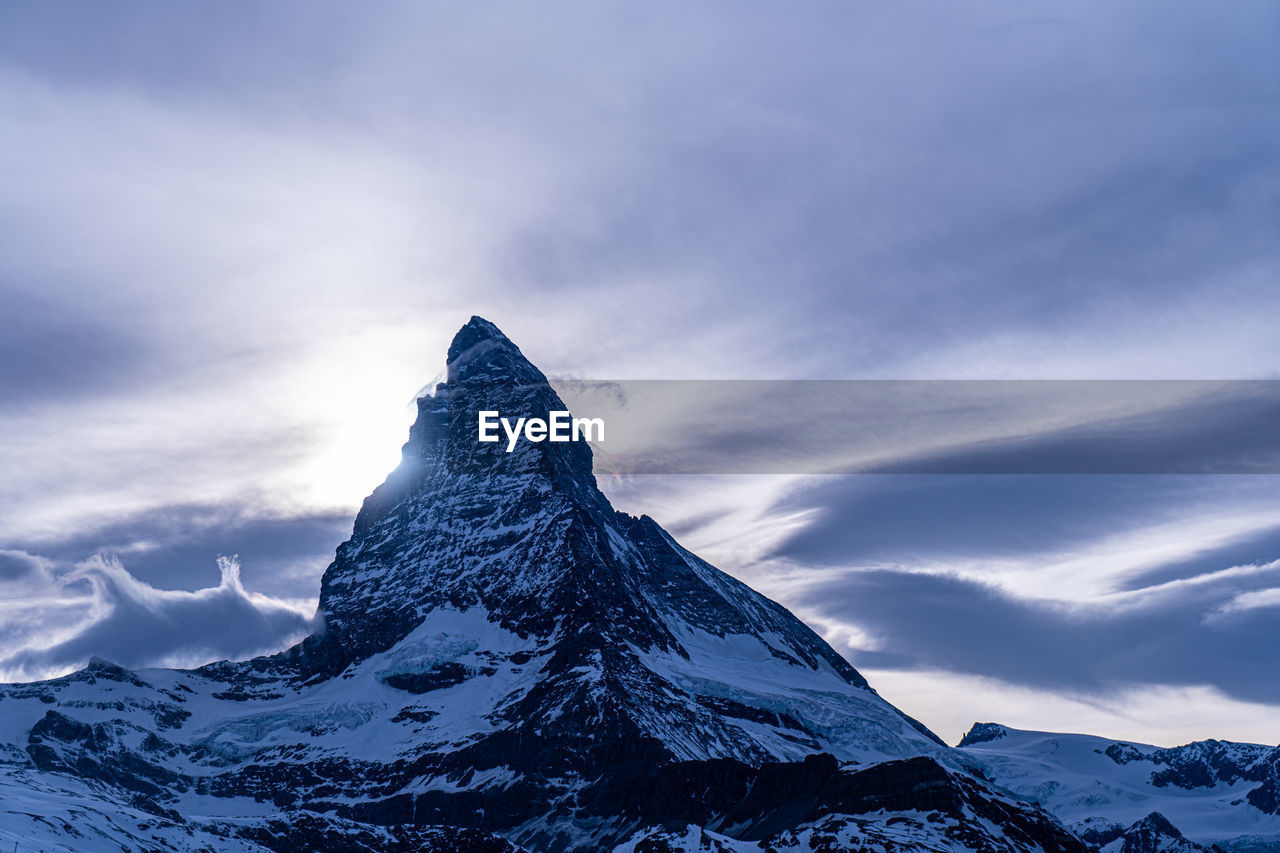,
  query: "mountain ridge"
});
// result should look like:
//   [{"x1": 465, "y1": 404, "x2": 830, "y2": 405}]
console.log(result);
[
  {"x1": 959, "y1": 722, "x2": 1280, "y2": 850},
  {"x1": 0, "y1": 316, "x2": 1252, "y2": 851}
]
